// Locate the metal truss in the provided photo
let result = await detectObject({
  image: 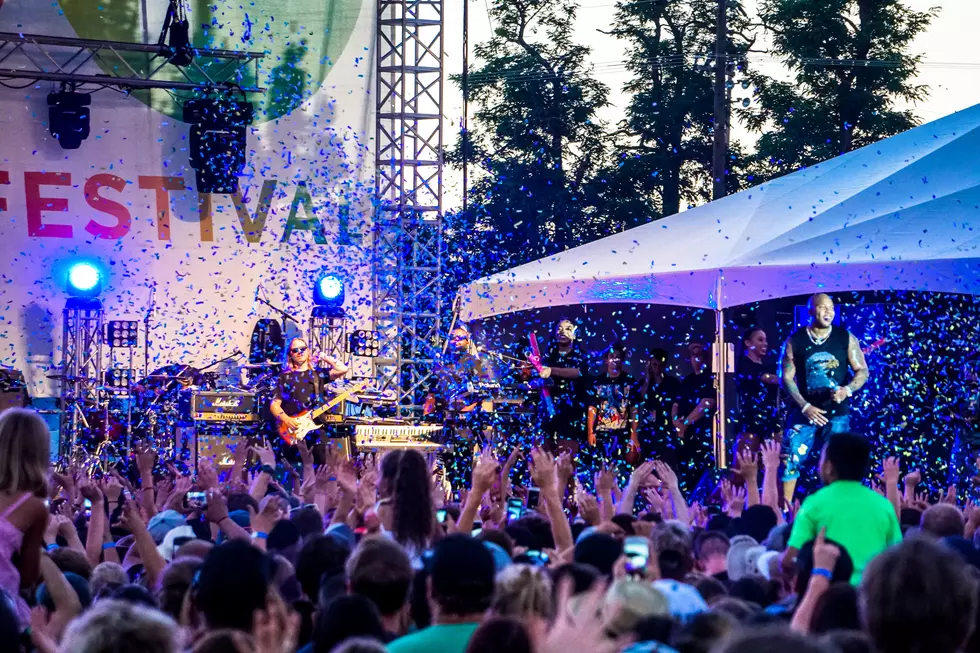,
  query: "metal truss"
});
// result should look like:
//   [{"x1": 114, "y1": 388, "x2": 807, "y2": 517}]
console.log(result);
[
  {"x1": 373, "y1": 0, "x2": 445, "y2": 416},
  {"x1": 309, "y1": 312, "x2": 349, "y2": 367},
  {"x1": 0, "y1": 32, "x2": 264, "y2": 92},
  {"x1": 59, "y1": 298, "x2": 104, "y2": 458}
]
